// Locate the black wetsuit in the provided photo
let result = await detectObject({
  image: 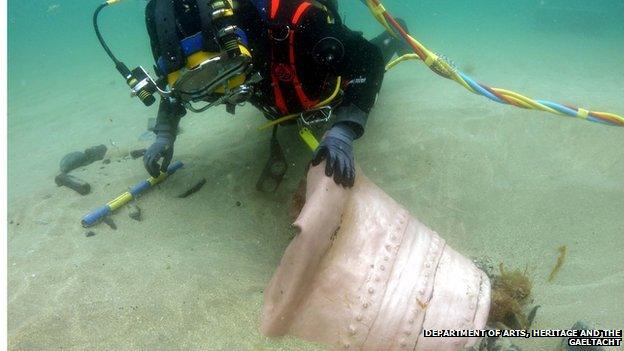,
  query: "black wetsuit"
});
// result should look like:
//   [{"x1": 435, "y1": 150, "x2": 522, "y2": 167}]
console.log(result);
[{"x1": 145, "y1": 0, "x2": 386, "y2": 139}]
